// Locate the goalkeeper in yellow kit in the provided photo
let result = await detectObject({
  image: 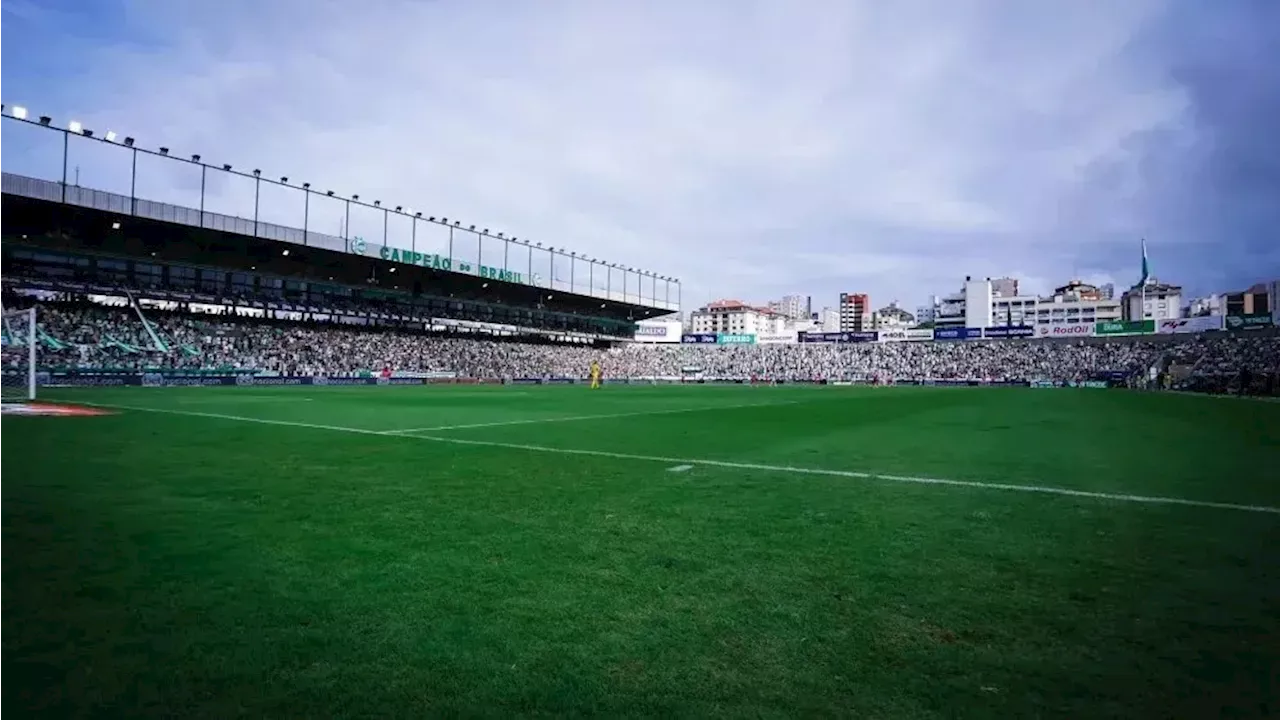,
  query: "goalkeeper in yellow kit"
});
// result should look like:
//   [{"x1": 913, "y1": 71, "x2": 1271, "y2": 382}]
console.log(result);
[{"x1": 589, "y1": 360, "x2": 602, "y2": 389}]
